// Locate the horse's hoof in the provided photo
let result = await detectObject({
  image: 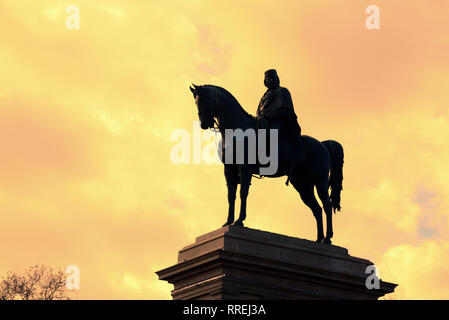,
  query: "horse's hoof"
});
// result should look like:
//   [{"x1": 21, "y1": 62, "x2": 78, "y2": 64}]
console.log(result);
[
  {"x1": 323, "y1": 237, "x2": 332, "y2": 245},
  {"x1": 233, "y1": 220, "x2": 244, "y2": 227},
  {"x1": 222, "y1": 221, "x2": 233, "y2": 227},
  {"x1": 316, "y1": 236, "x2": 324, "y2": 243}
]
